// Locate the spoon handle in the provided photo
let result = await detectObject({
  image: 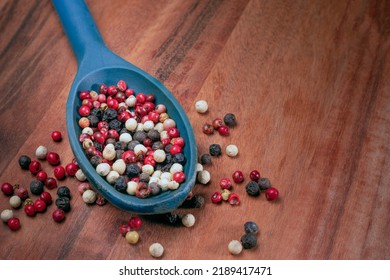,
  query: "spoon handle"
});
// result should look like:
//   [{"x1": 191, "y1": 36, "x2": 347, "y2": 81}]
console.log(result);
[{"x1": 52, "y1": 0, "x2": 106, "y2": 65}]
